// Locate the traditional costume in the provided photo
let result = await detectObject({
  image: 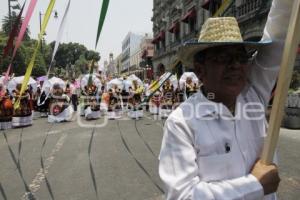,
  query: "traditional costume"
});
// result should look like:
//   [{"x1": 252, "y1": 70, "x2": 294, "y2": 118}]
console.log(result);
[
  {"x1": 37, "y1": 90, "x2": 50, "y2": 117},
  {"x1": 80, "y1": 74, "x2": 102, "y2": 120},
  {"x1": 128, "y1": 81, "x2": 144, "y2": 119},
  {"x1": 0, "y1": 88, "x2": 13, "y2": 130},
  {"x1": 107, "y1": 89, "x2": 122, "y2": 119},
  {"x1": 81, "y1": 84, "x2": 101, "y2": 120},
  {"x1": 160, "y1": 80, "x2": 174, "y2": 118},
  {"x1": 48, "y1": 84, "x2": 74, "y2": 123},
  {"x1": 12, "y1": 86, "x2": 33, "y2": 127},
  {"x1": 149, "y1": 90, "x2": 161, "y2": 115},
  {"x1": 185, "y1": 78, "x2": 198, "y2": 98}
]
